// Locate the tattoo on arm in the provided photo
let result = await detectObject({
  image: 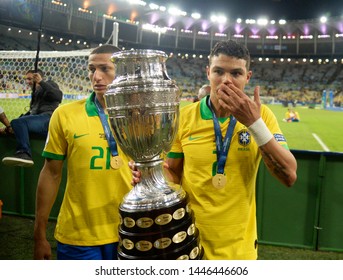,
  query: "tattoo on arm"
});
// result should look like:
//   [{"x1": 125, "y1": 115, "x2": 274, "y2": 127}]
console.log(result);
[{"x1": 259, "y1": 147, "x2": 289, "y2": 183}]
